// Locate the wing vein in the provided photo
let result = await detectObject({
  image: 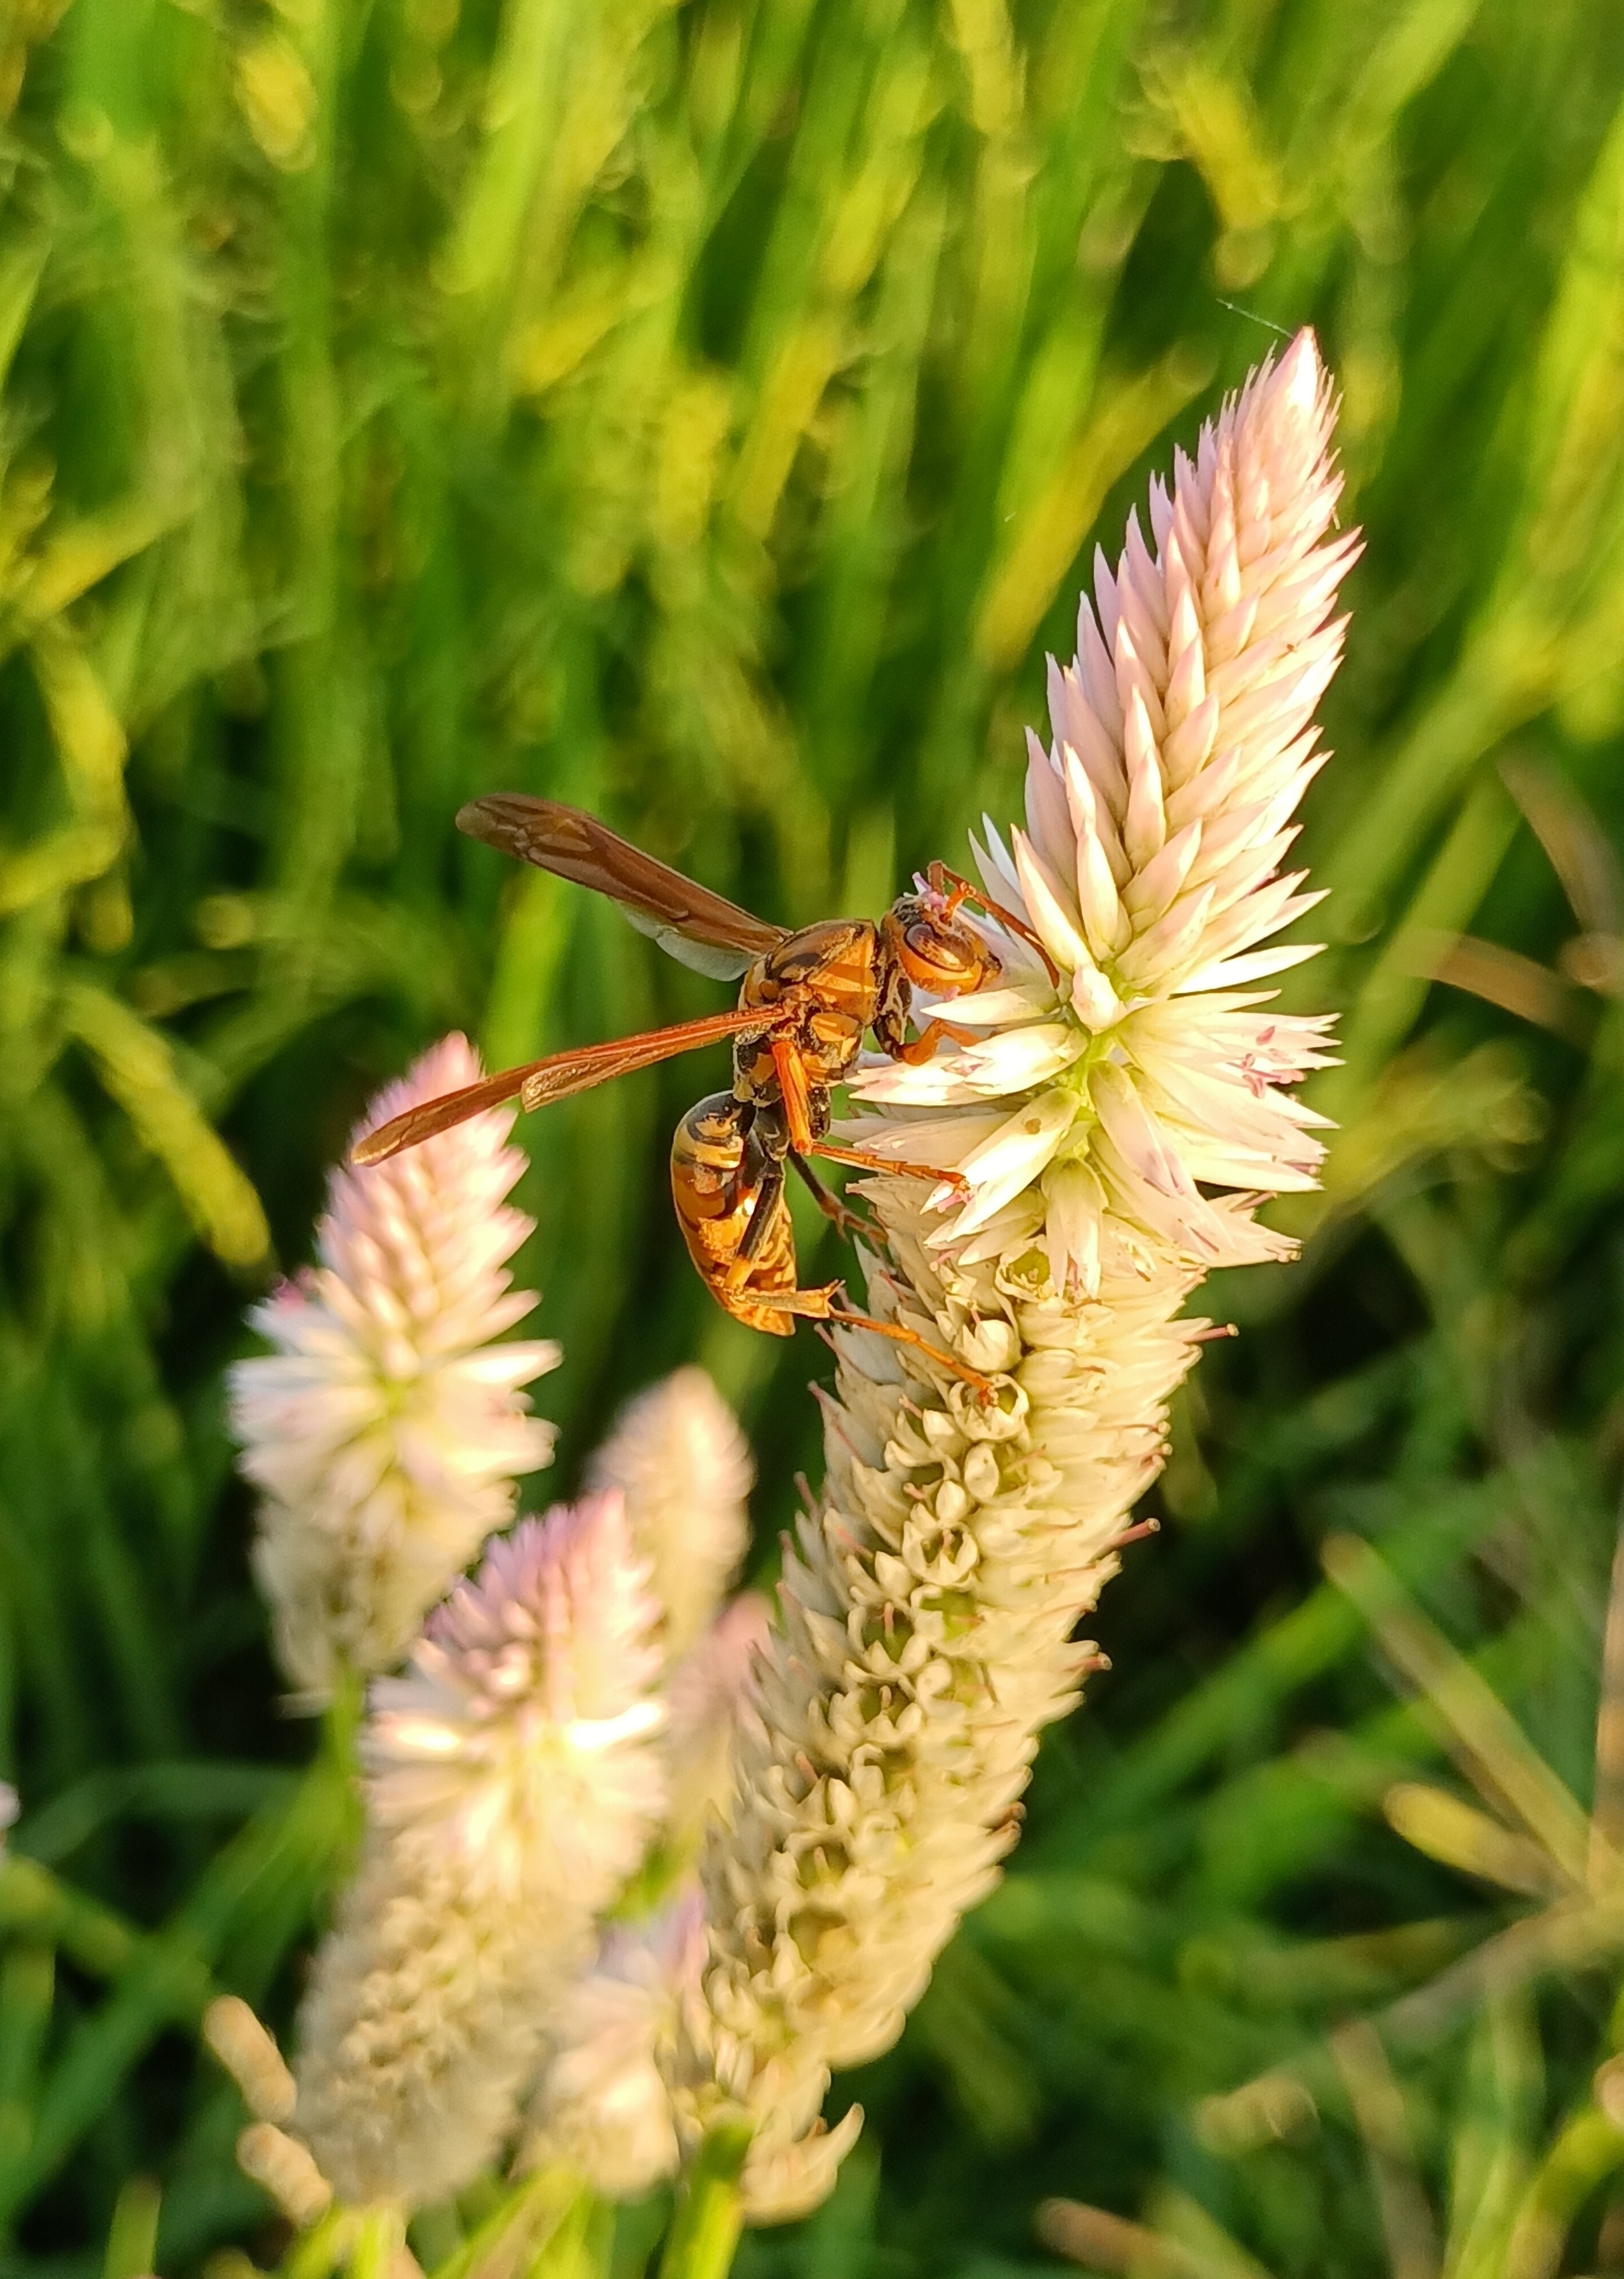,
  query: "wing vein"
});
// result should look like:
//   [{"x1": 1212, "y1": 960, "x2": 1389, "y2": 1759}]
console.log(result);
[
  {"x1": 351, "y1": 1006, "x2": 789, "y2": 1165},
  {"x1": 457, "y1": 796, "x2": 784, "y2": 977}
]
